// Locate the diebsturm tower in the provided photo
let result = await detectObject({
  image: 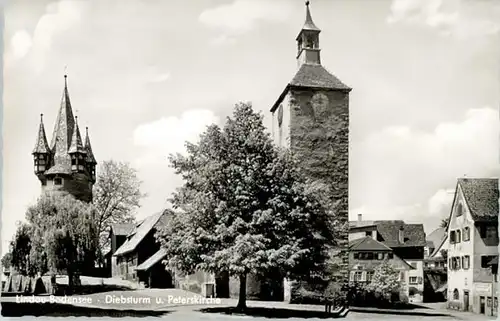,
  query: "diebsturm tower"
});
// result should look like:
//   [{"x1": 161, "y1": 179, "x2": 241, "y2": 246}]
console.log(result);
[{"x1": 32, "y1": 75, "x2": 97, "y2": 203}]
